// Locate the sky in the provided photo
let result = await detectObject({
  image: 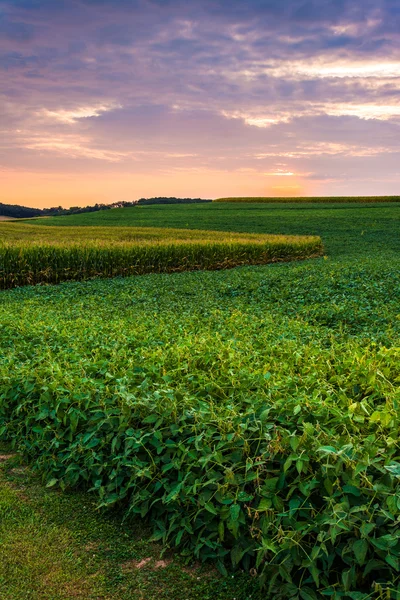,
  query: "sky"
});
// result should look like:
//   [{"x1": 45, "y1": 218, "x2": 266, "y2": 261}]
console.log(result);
[{"x1": 1, "y1": 0, "x2": 400, "y2": 207}]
